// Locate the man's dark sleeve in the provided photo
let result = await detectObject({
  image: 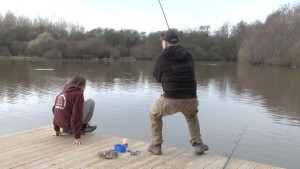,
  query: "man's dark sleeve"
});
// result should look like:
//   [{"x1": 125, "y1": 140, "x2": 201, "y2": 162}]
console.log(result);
[{"x1": 153, "y1": 55, "x2": 162, "y2": 83}]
